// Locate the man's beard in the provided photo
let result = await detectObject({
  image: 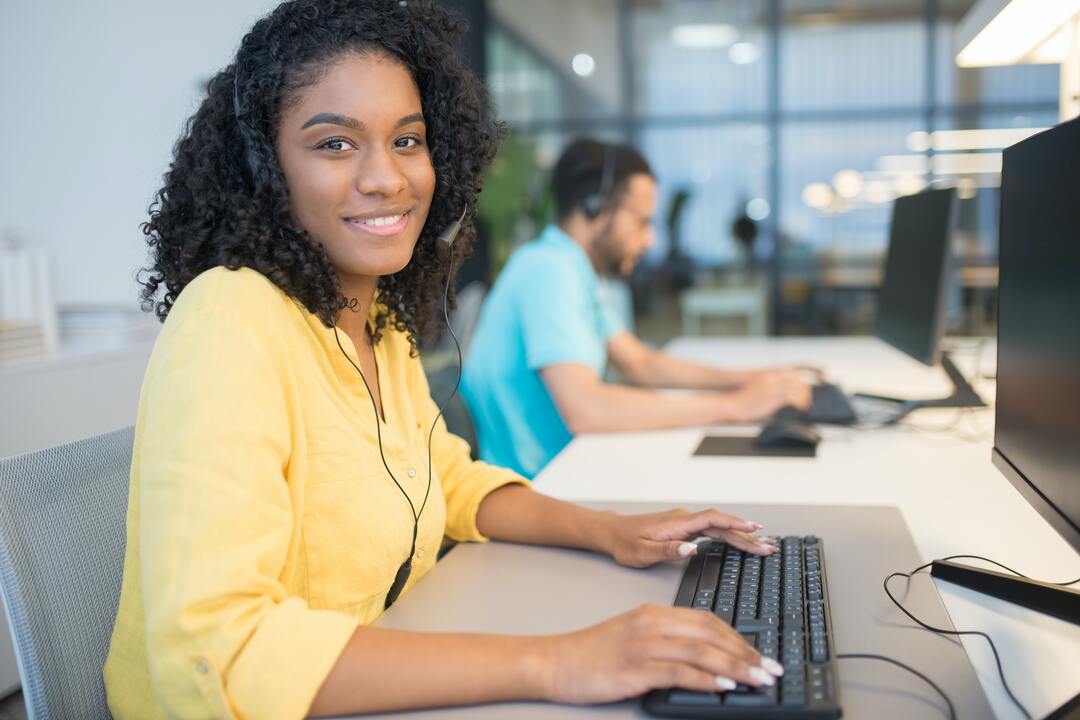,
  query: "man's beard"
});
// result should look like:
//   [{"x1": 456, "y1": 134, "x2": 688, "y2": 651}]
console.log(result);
[{"x1": 594, "y1": 224, "x2": 637, "y2": 277}]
